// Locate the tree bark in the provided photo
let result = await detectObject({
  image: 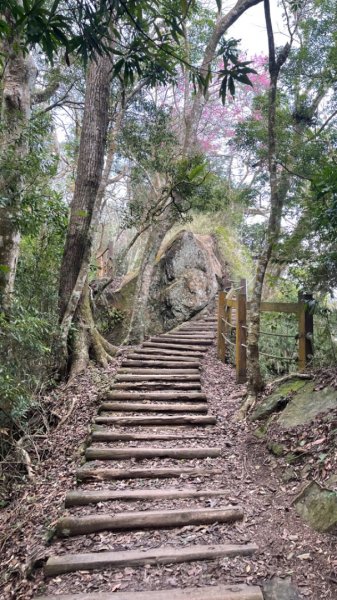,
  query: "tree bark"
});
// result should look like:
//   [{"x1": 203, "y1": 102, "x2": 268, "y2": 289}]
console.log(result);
[
  {"x1": 127, "y1": 213, "x2": 174, "y2": 344},
  {"x1": 0, "y1": 16, "x2": 36, "y2": 313},
  {"x1": 58, "y1": 54, "x2": 114, "y2": 368},
  {"x1": 241, "y1": 0, "x2": 291, "y2": 415},
  {"x1": 69, "y1": 279, "x2": 117, "y2": 380}
]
